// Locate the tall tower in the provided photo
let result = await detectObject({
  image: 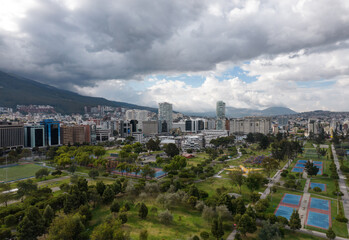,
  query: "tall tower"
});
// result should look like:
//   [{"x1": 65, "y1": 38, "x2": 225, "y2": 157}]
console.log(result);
[
  {"x1": 216, "y1": 101, "x2": 226, "y2": 130},
  {"x1": 158, "y1": 102, "x2": 173, "y2": 132}
]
